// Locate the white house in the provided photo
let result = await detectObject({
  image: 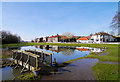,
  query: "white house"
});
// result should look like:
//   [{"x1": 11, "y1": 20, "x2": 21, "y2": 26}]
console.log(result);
[
  {"x1": 91, "y1": 32, "x2": 116, "y2": 43},
  {"x1": 48, "y1": 34, "x2": 61, "y2": 43},
  {"x1": 77, "y1": 35, "x2": 92, "y2": 43},
  {"x1": 77, "y1": 37, "x2": 89, "y2": 43}
]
